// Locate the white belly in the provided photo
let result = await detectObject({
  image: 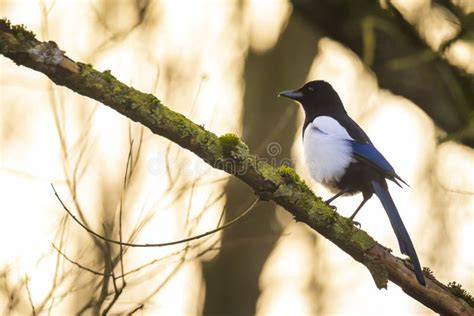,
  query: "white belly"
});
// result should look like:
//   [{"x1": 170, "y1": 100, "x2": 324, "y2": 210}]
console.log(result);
[{"x1": 303, "y1": 116, "x2": 353, "y2": 186}]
